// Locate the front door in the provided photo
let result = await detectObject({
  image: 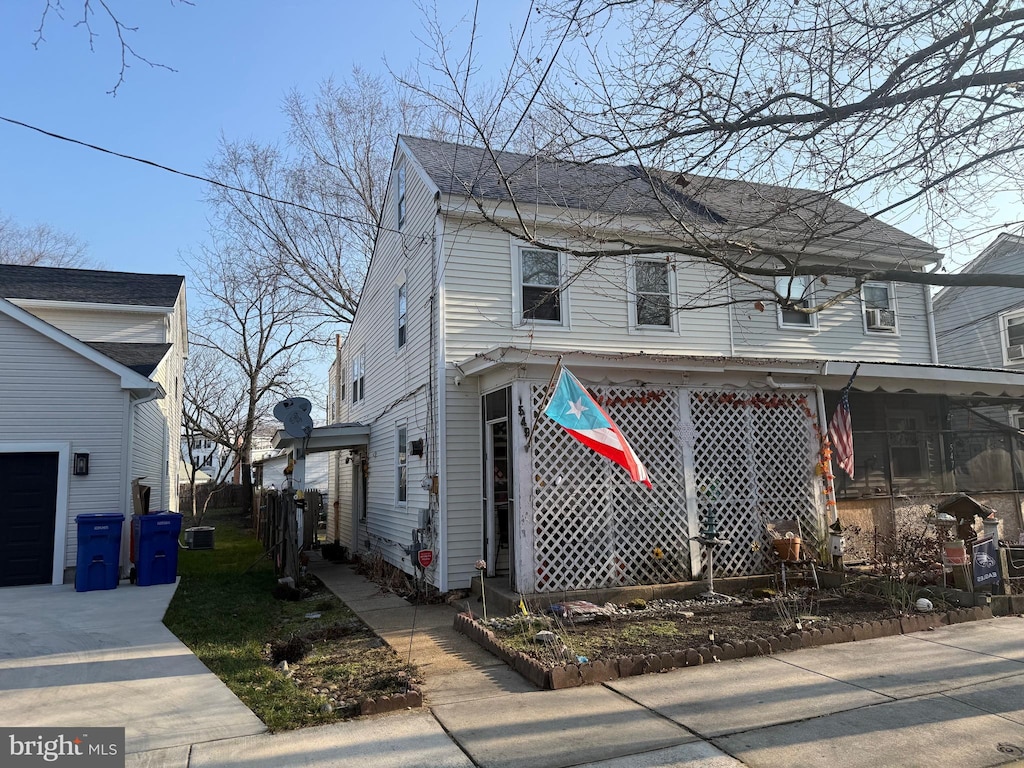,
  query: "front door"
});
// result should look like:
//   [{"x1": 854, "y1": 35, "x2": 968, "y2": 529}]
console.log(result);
[
  {"x1": 352, "y1": 452, "x2": 366, "y2": 553},
  {"x1": 0, "y1": 452, "x2": 58, "y2": 586},
  {"x1": 485, "y1": 418, "x2": 513, "y2": 580}
]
